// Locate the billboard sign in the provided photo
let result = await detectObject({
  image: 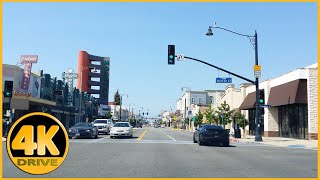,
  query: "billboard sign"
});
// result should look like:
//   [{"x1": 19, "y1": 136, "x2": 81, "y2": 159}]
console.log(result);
[{"x1": 20, "y1": 55, "x2": 38, "y2": 90}]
